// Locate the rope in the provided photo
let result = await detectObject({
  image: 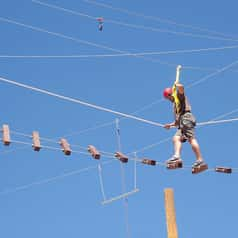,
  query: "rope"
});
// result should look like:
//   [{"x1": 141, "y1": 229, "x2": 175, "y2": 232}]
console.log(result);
[
  {"x1": 82, "y1": 0, "x2": 238, "y2": 40},
  {"x1": 129, "y1": 108, "x2": 238, "y2": 155},
  {"x1": 197, "y1": 117, "x2": 238, "y2": 127},
  {"x1": 1, "y1": 16, "x2": 236, "y2": 71},
  {"x1": 97, "y1": 163, "x2": 107, "y2": 201},
  {"x1": 0, "y1": 16, "x2": 177, "y2": 67},
  {"x1": 10, "y1": 129, "x2": 115, "y2": 157},
  {"x1": 186, "y1": 60, "x2": 238, "y2": 89},
  {"x1": 32, "y1": 0, "x2": 96, "y2": 20},
  {"x1": 0, "y1": 17, "x2": 124, "y2": 54},
  {"x1": 1, "y1": 45, "x2": 238, "y2": 58},
  {"x1": 115, "y1": 119, "x2": 132, "y2": 238},
  {"x1": 0, "y1": 159, "x2": 115, "y2": 196},
  {"x1": 0, "y1": 76, "x2": 164, "y2": 127},
  {"x1": 32, "y1": 0, "x2": 238, "y2": 42},
  {"x1": 127, "y1": 58, "x2": 238, "y2": 115},
  {"x1": 133, "y1": 152, "x2": 138, "y2": 190}
]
